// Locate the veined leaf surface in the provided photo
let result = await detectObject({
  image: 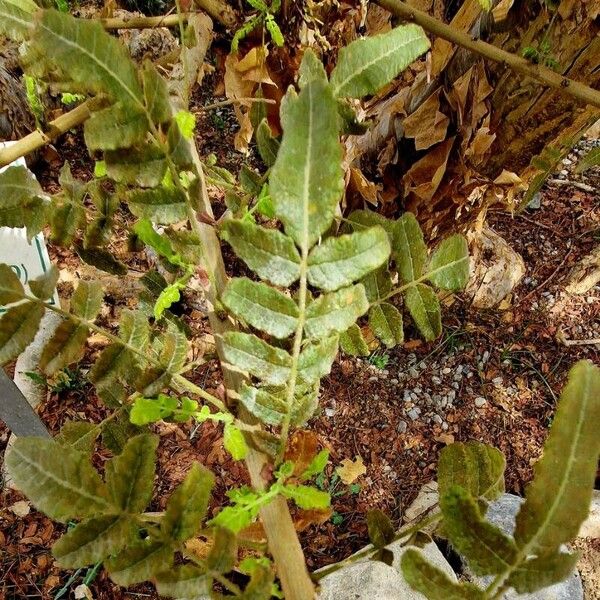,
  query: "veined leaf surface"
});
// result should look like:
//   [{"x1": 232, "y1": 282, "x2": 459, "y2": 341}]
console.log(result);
[
  {"x1": 330, "y1": 24, "x2": 430, "y2": 98},
  {"x1": 219, "y1": 219, "x2": 301, "y2": 287},
  {"x1": 305, "y1": 285, "x2": 369, "y2": 339},
  {"x1": 222, "y1": 277, "x2": 299, "y2": 339},
  {"x1": 405, "y1": 283, "x2": 441, "y2": 341},
  {"x1": 514, "y1": 360, "x2": 600, "y2": 555},
  {"x1": 369, "y1": 303, "x2": 404, "y2": 348},
  {"x1": 307, "y1": 226, "x2": 390, "y2": 291},
  {"x1": 428, "y1": 235, "x2": 470, "y2": 291},
  {"x1": 270, "y1": 79, "x2": 343, "y2": 249},
  {"x1": 0, "y1": 302, "x2": 44, "y2": 364},
  {"x1": 5, "y1": 437, "x2": 112, "y2": 522}
]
